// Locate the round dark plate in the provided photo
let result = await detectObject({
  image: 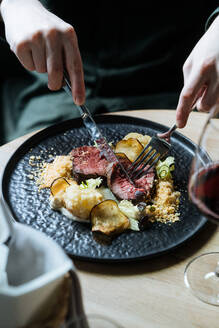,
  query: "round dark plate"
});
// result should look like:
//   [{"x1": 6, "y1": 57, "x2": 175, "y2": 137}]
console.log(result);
[{"x1": 1, "y1": 115, "x2": 208, "y2": 262}]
